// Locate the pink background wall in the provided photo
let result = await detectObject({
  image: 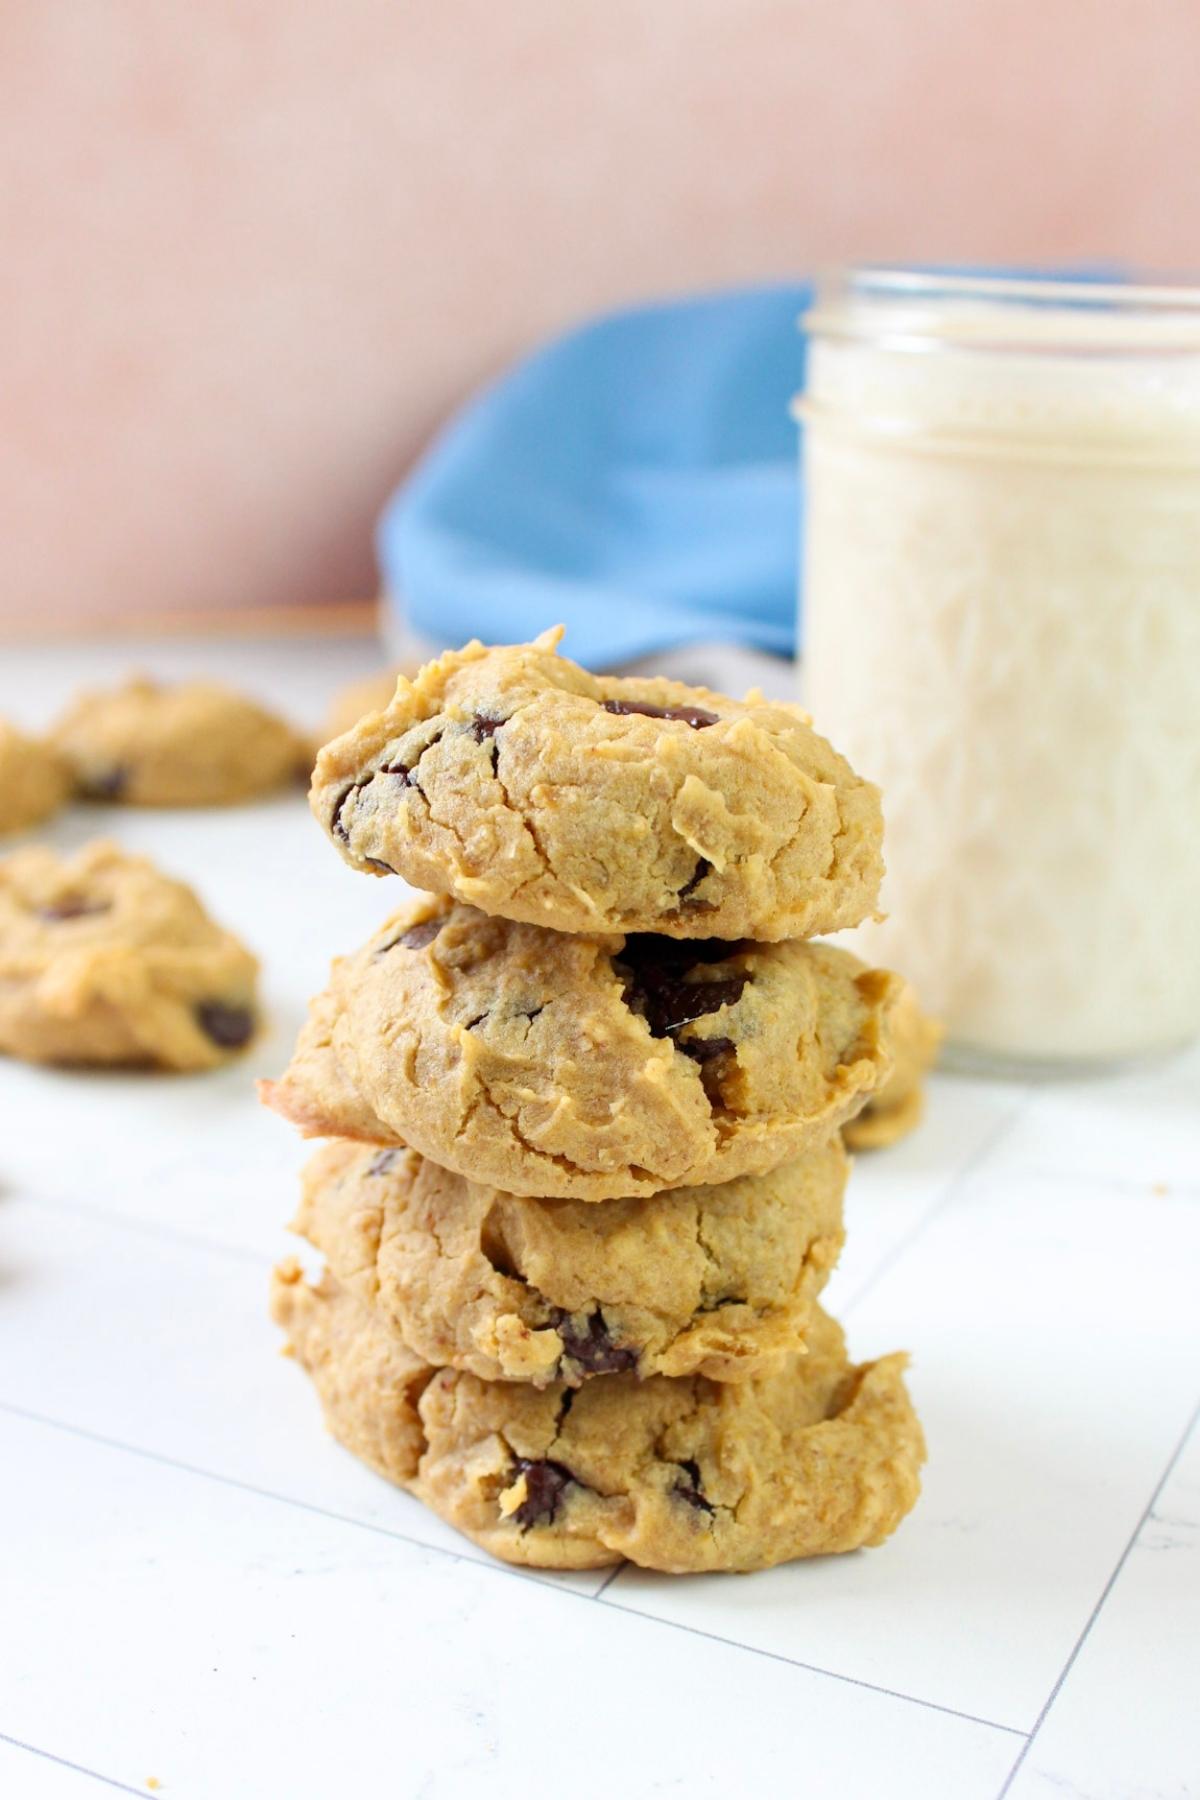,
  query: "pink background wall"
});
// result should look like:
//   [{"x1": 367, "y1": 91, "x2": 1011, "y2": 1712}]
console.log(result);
[{"x1": 3, "y1": 0, "x2": 1197, "y2": 630}]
